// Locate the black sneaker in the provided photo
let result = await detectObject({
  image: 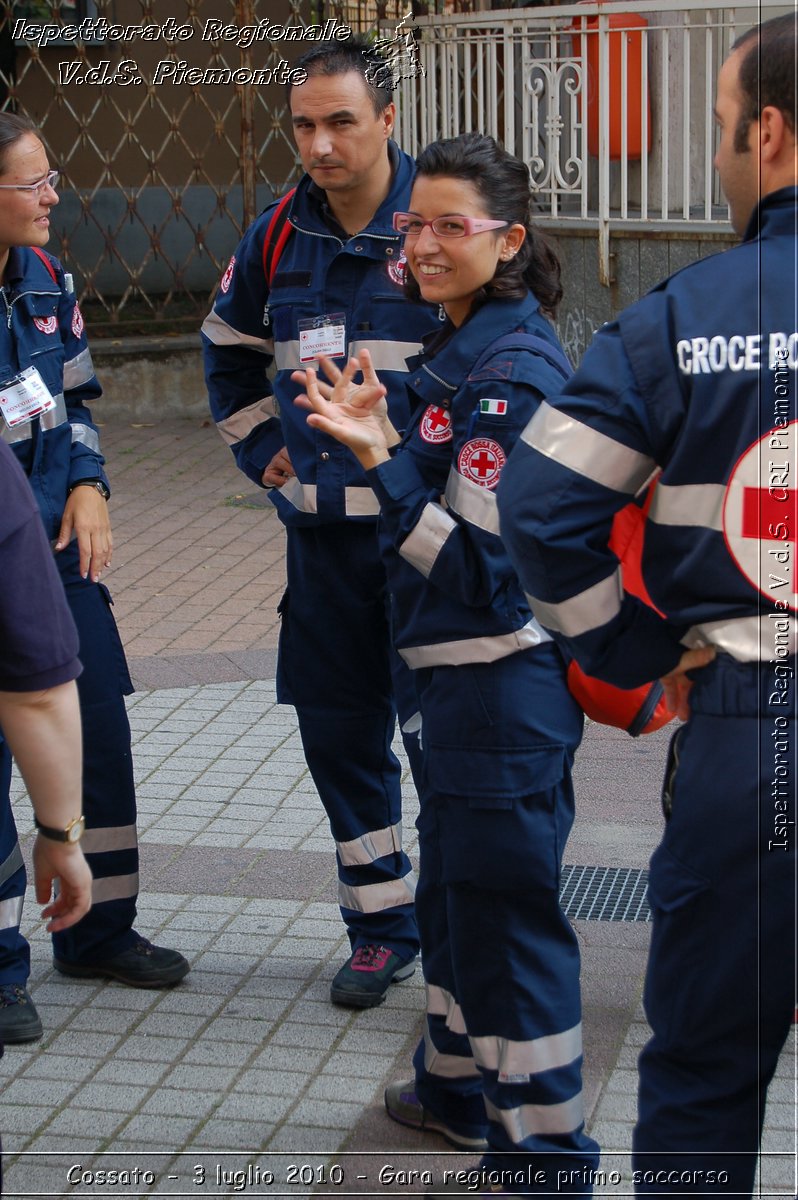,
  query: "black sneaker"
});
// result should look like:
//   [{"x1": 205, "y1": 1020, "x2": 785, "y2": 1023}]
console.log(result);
[
  {"x1": 0, "y1": 984, "x2": 43, "y2": 1043},
  {"x1": 53, "y1": 937, "x2": 190, "y2": 989},
  {"x1": 330, "y1": 944, "x2": 415, "y2": 1008}
]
